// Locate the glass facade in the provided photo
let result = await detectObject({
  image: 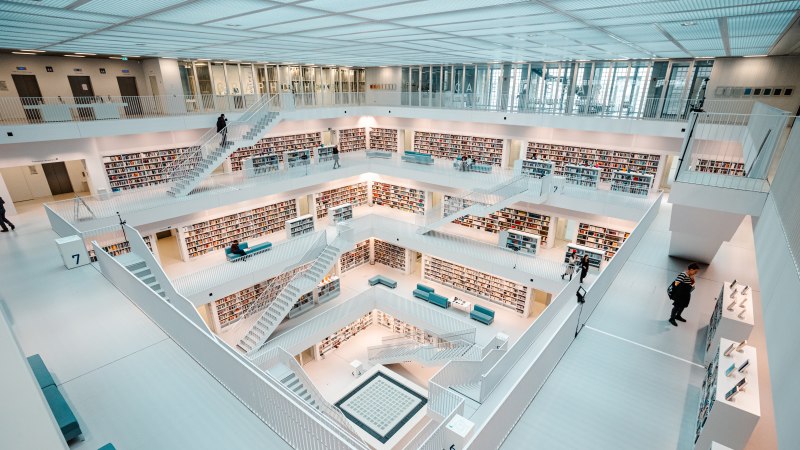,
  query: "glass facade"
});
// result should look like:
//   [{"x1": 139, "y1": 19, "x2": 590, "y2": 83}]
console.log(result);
[{"x1": 398, "y1": 59, "x2": 714, "y2": 117}]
